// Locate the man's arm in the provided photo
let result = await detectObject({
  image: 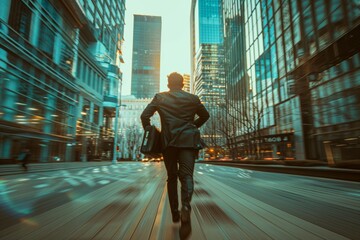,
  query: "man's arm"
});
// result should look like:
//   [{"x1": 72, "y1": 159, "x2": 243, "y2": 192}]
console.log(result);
[
  {"x1": 194, "y1": 98, "x2": 210, "y2": 128},
  {"x1": 140, "y1": 95, "x2": 158, "y2": 129}
]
